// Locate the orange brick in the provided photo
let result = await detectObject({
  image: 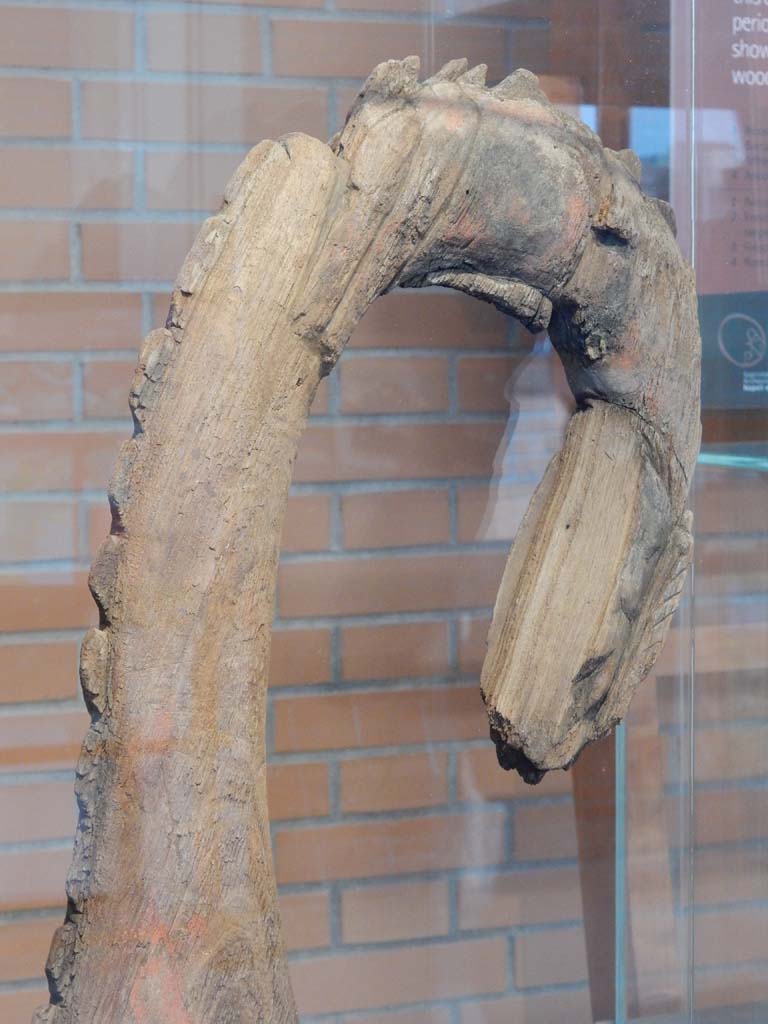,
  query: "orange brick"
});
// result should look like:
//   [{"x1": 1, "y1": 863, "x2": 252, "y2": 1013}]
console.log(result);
[
  {"x1": 0, "y1": 361, "x2": 73, "y2": 421},
  {"x1": 458, "y1": 867, "x2": 581, "y2": 930},
  {"x1": 342, "y1": 621, "x2": 450, "y2": 681},
  {"x1": 350, "y1": 292, "x2": 508, "y2": 350},
  {"x1": 696, "y1": 535, "x2": 768, "y2": 598},
  {"x1": 695, "y1": 725, "x2": 768, "y2": 783},
  {"x1": 694, "y1": 964, "x2": 768, "y2": 1012},
  {"x1": 282, "y1": 494, "x2": 331, "y2": 553},
  {"x1": 695, "y1": 468, "x2": 768, "y2": 534},
  {"x1": 0, "y1": 429, "x2": 122, "y2": 490},
  {"x1": 270, "y1": 627, "x2": 332, "y2": 687},
  {"x1": 267, "y1": 761, "x2": 329, "y2": 820},
  {"x1": 458, "y1": 355, "x2": 522, "y2": 413},
  {"x1": 276, "y1": 811, "x2": 505, "y2": 884},
  {"x1": 0, "y1": 78, "x2": 70, "y2": 138},
  {"x1": 82, "y1": 81, "x2": 327, "y2": 144},
  {"x1": 0, "y1": 986, "x2": 49, "y2": 1024},
  {"x1": 683, "y1": 623, "x2": 768, "y2": 677},
  {"x1": 340, "y1": 751, "x2": 449, "y2": 813},
  {"x1": 457, "y1": 746, "x2": 572, "y2": 802},
  {"x1": 457, "y1": 615, "x2": 490, "y2": 676},
  {"x1": 515, "y1": 926, "x2": 587, "y2": 988},
  {"x1": 146, "y1": 150, "x2": 245, "y2": 212},
  {"x1": 278, "y1": 551, "x2": 505, "y2": 617},
  {"x1": 81, "y1": 222, "x2": 201, "y2": 283},
  {"x1": 0, "y1": 846, "x2": 70, "y2": 911},
  {"x1": 0, "y1": 571, "x2": 95, "y2": 632},
  {"x1": 272, "y1": 21, "x2": 507, "y2": 81},
  {"x1": 335, "y1": 0, "x2": 440, "y2": 10},
  {"x1": 148, "y1": 12, "x2": 261, "y2": 73},
  {"x1": 514, "y1": 802, "x2": 578, "y2": 862},
  {"x1": 0, "y1": 780, "x2": 75, "y2": 844},
  {"x1": 279, "y1": 890, "x2": 330, "y2": 951},
  {"x1": 0, "y1": 708, "x2": 87, "y2": 774},
  {"x1": 695, "y1": 848, "x2": 766, "y2": 907},
  {"x1": 339, "y1": 0, "x2": 550, "y2": 11},
  {"x1": 342, "y1": 490, "x2": 451, "y2": 549},
  {"x1": 294, "y1": 422, "x2": 504, "y2": 483},
  {"x1": 273, "y1": 686, "x2": 485, "y2": 753},
  {"x1": 341, "y1": 356, "x2": 449, "y2": 413},
  {"x1": 0, "y1": 293, "x2": 142, "y2": 353},
  {"x1": 0, "y1": 915, "x2": 60, "y2": 983},
  {"x1": 507, "y1": 23, "x2": 550, "y2": 74},
  {"x1": 311, "y1": 376, "x2": 329, "y2": 415},
  {"x1": 86, "y1": 501, "x2": 111, "y2": 558},
  {"x1": 0, "y1": 222, "x2": 69, "y2": 282},
  {"x1": 0, "y1": 7, "x2": 132, "y2": 70},
  {"x1": 695, "y1": 907, "x2": 768, "y2": 969},
  {"x1": 0, "y1": 501, "x2": 78, "y2": 561},
  {"x1": 83, "y1": 359, "x2": 133, "y2": 420},
  {"x1": 289, "y1": 938, "x2": 507, "y2": 1015},
  {"x1": 460, "y1": 989, "x2": 591, "y2": 1024},
  {"x1": 0, "y1": 641, "x2": 79, "y2": 704},
  {"x1": 345, "y1": 1012, "x2": 450, "y2": 1024},
  {"x1": 672, "y1": 669, "x2": 768, "y2": 725},
  {"x1": 341, "y1": 880, "x2": 450, "y2": 942},
  {"x1": 0, "y1": 149, "x2": 132, "y2": 210},
  {"x1": 692, "y1": 788, "x2": 768, "y2": 846},
  {"x1": 457, "y1": 484, "x2": 530, "y2": 543},
  {"x1": 190, "y1": 0, "x2": 323, "y2": 5}
]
